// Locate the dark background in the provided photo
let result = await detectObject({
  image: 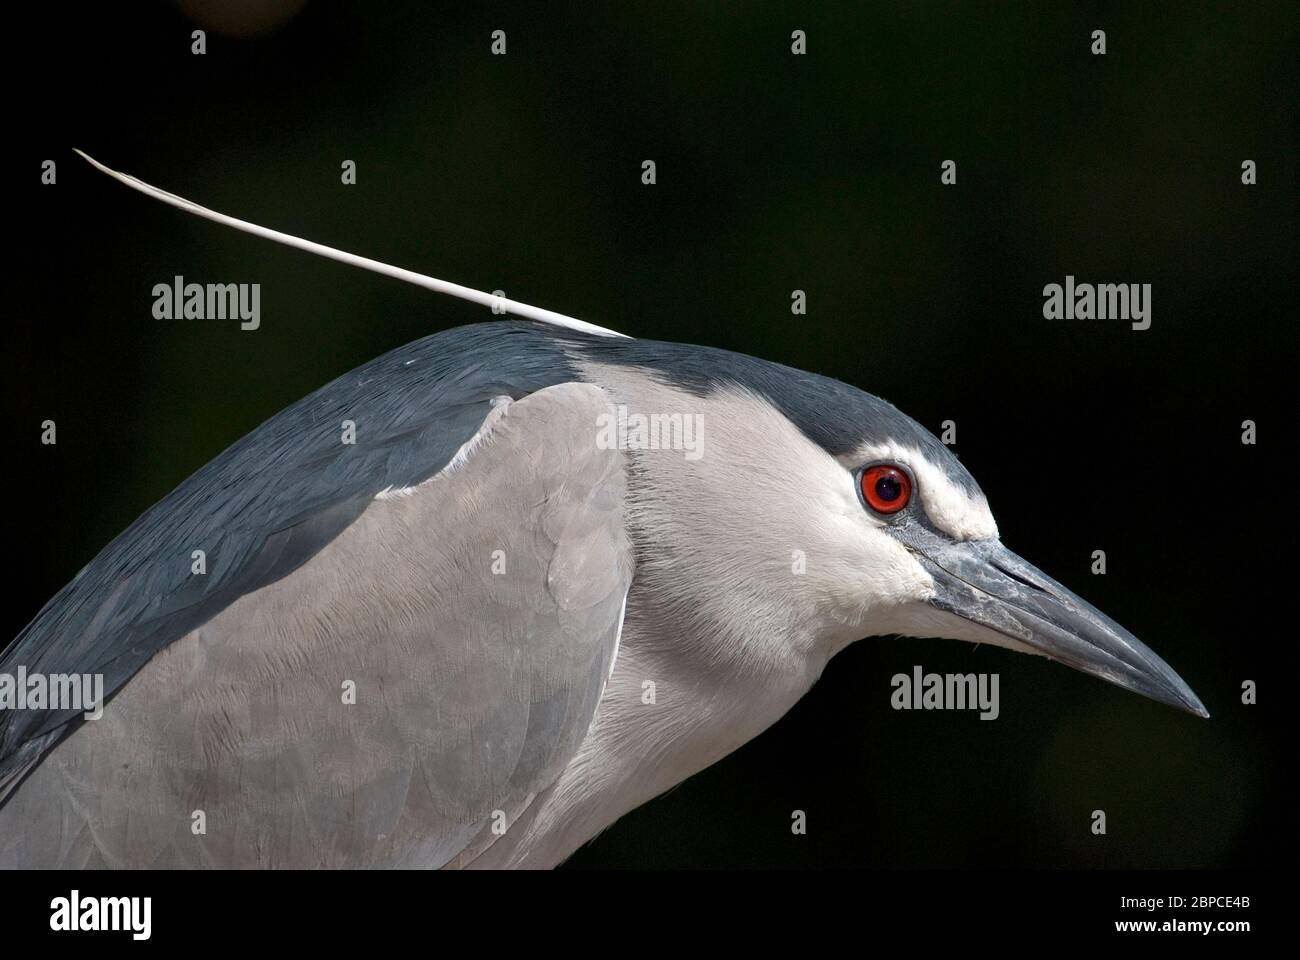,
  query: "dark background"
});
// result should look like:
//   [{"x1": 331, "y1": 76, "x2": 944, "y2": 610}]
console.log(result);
[{"x1": 8, "y1": 1, "x2": 1293, "y2": 868}]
